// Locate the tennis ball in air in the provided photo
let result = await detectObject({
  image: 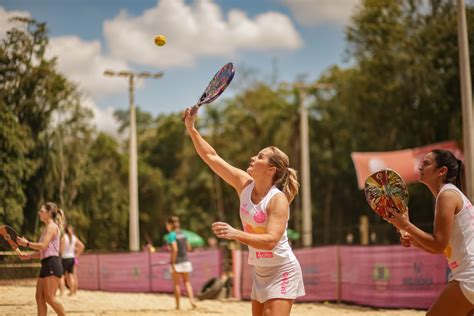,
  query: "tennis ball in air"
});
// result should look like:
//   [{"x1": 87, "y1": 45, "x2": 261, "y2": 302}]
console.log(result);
[{"x1": 154, "y1": 35, "x2": 166, "y2": 46}]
